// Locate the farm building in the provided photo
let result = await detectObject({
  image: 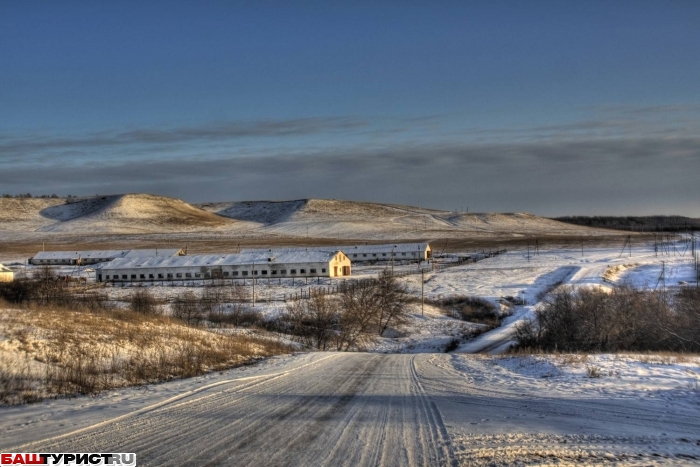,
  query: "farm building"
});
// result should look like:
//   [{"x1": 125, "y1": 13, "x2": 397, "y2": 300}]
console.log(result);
[
  {"x1": 29, "y1": 248, "x2": 185, "y2": 266},
  {"x1": 0, "y1": 264, "x2": 13, "y2": 282},
  {"x1": 242, "y1": 242, "x2": 431, "y2": 263},
  {"x1": 96, "y1": 250, "x2": 351, "y2": 282}
]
